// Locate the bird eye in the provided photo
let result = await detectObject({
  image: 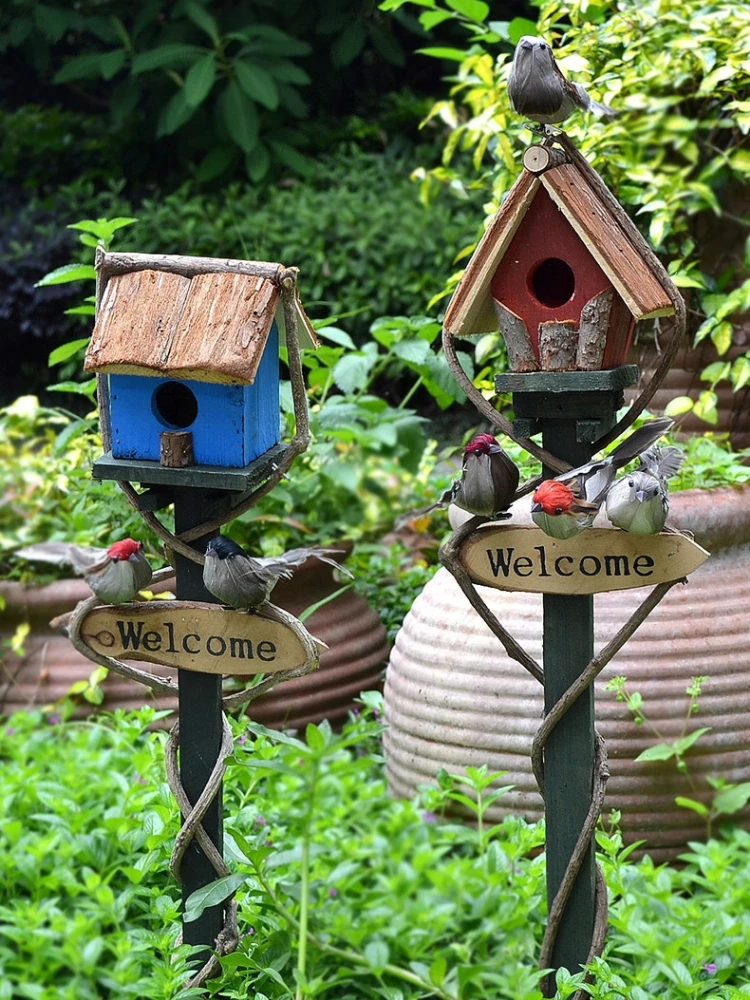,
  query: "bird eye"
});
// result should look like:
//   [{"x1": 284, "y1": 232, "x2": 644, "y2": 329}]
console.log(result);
[
  {"x1": 555, "y1": 506, "x2": 563, "y2": 514},
  {"x1": 628, "y1": 480, "x2": 634, "y2": 487}
]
